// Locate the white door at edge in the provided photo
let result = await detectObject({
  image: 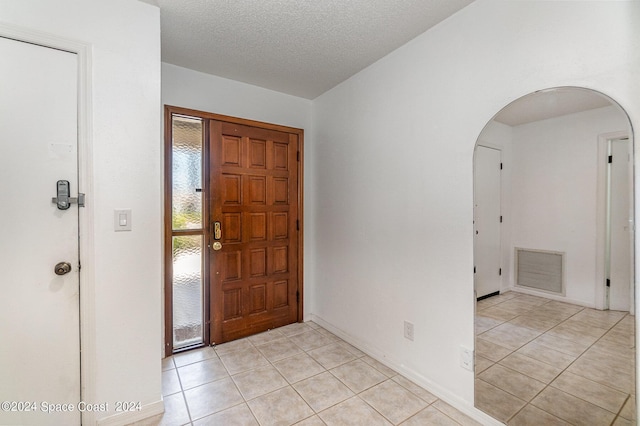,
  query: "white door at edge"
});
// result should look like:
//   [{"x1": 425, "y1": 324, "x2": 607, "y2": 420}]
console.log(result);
[
  {"x1": 608, "y1": 138, "x2": 633, "y2": 312},
  {"x1": 0, "y1": 36, "x2": 81, "y2": 425},
  {"x1": 474, "y1": 145, "x2": 502, "y2": 299}
]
